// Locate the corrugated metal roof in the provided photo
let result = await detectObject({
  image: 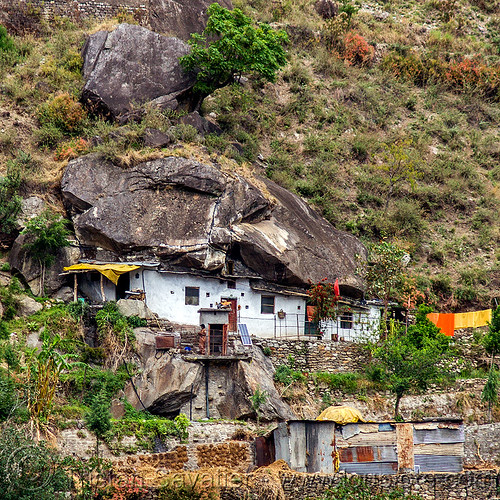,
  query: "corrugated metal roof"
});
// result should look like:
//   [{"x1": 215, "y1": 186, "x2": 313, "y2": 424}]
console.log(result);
[{"x1": 413, "y1": 426, "x2": 464, "y2": 444}]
